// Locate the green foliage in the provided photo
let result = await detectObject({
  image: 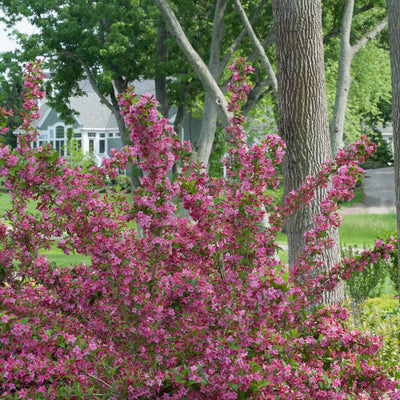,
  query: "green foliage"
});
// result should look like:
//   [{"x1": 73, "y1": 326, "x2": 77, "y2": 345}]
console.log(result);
[
  {"x1": 264, "y1": 182, "x2": 284, "y2": 212},
  {"x1": 323, "y1": 0, "x2": 391, "y2": 146},
  {"x1": 0, "y1": 57, "x2": 24, "y2": 148},
  {"x1": 364, "y1": 294, "x2": 399, "y2": 312},
  {"x1": 384, "y1": 232, "x2": 399, "y2": 292},
  {"x1": 0, "y1": 177, "x2": 7, "y2": 193},
  {"x1": 0, "y1": 0, "x2": 157, "y2": 127},
  {"x1": 342, "y1": 245, "x2": 390, "y2": 303},
  {"x1": 65, "y1": 134, "x2": 96, "y2": 172},
  {"x1": 347, "y1": 295, "x2": 400, "y2": 379},
  {"x1": 104, "y1": 174, "x2": 132, "y2": 193}
]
